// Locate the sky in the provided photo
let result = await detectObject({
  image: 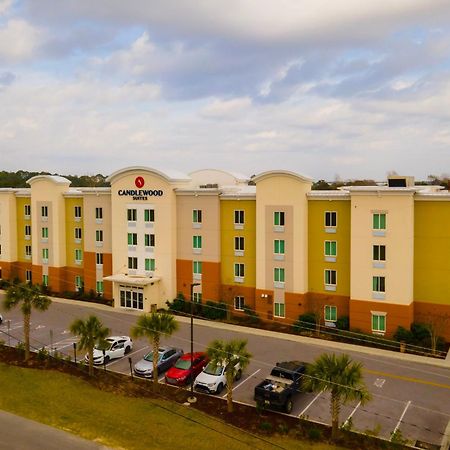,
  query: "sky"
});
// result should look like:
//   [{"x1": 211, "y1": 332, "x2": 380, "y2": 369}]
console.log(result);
[{"x1": 1, "y1": 0, "x2": 450, "y2": 181}]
